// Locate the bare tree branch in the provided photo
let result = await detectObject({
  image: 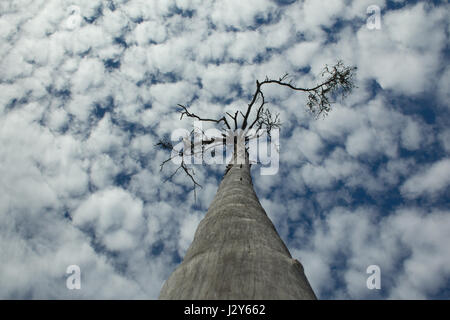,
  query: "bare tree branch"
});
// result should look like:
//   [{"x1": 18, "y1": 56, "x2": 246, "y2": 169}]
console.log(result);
[
  {"x1": 241, "y1": 60, "x2": 357, "y2": 127},
  {"x1": 226, "y1": 111, "x2": 239, "y2": 131},
  {"x1": 248, "y1": 90, "x2": 266, "y2": 130},
  {"x1": 178, "y1": 104, "x2": 231, "y2": 130}
]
